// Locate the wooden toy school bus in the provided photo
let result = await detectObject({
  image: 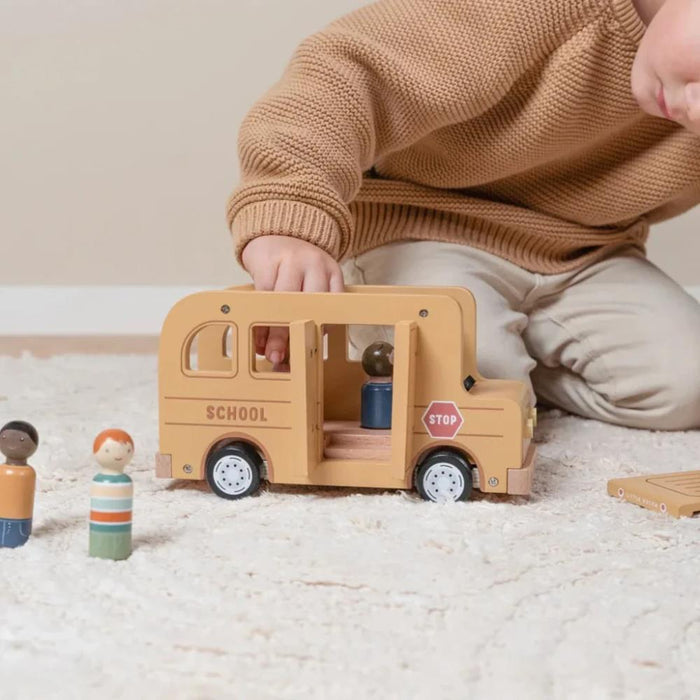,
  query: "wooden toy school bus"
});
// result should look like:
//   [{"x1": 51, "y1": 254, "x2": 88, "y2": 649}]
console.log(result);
[{"x1": 156, "y1": 285, "x2": 537, "y2": 503}]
